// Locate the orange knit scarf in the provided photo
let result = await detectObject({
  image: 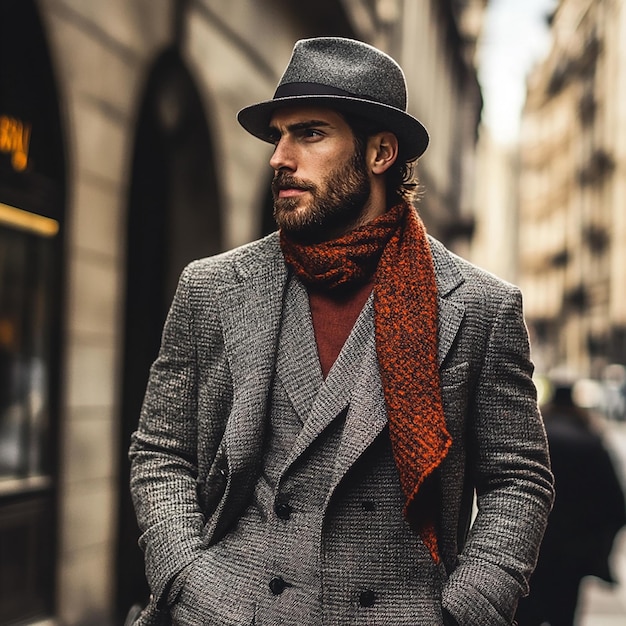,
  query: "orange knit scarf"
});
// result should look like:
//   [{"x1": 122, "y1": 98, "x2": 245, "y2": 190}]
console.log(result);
[{"x1": 280, "y1": 201, "x2": 452, "y2": 563}]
